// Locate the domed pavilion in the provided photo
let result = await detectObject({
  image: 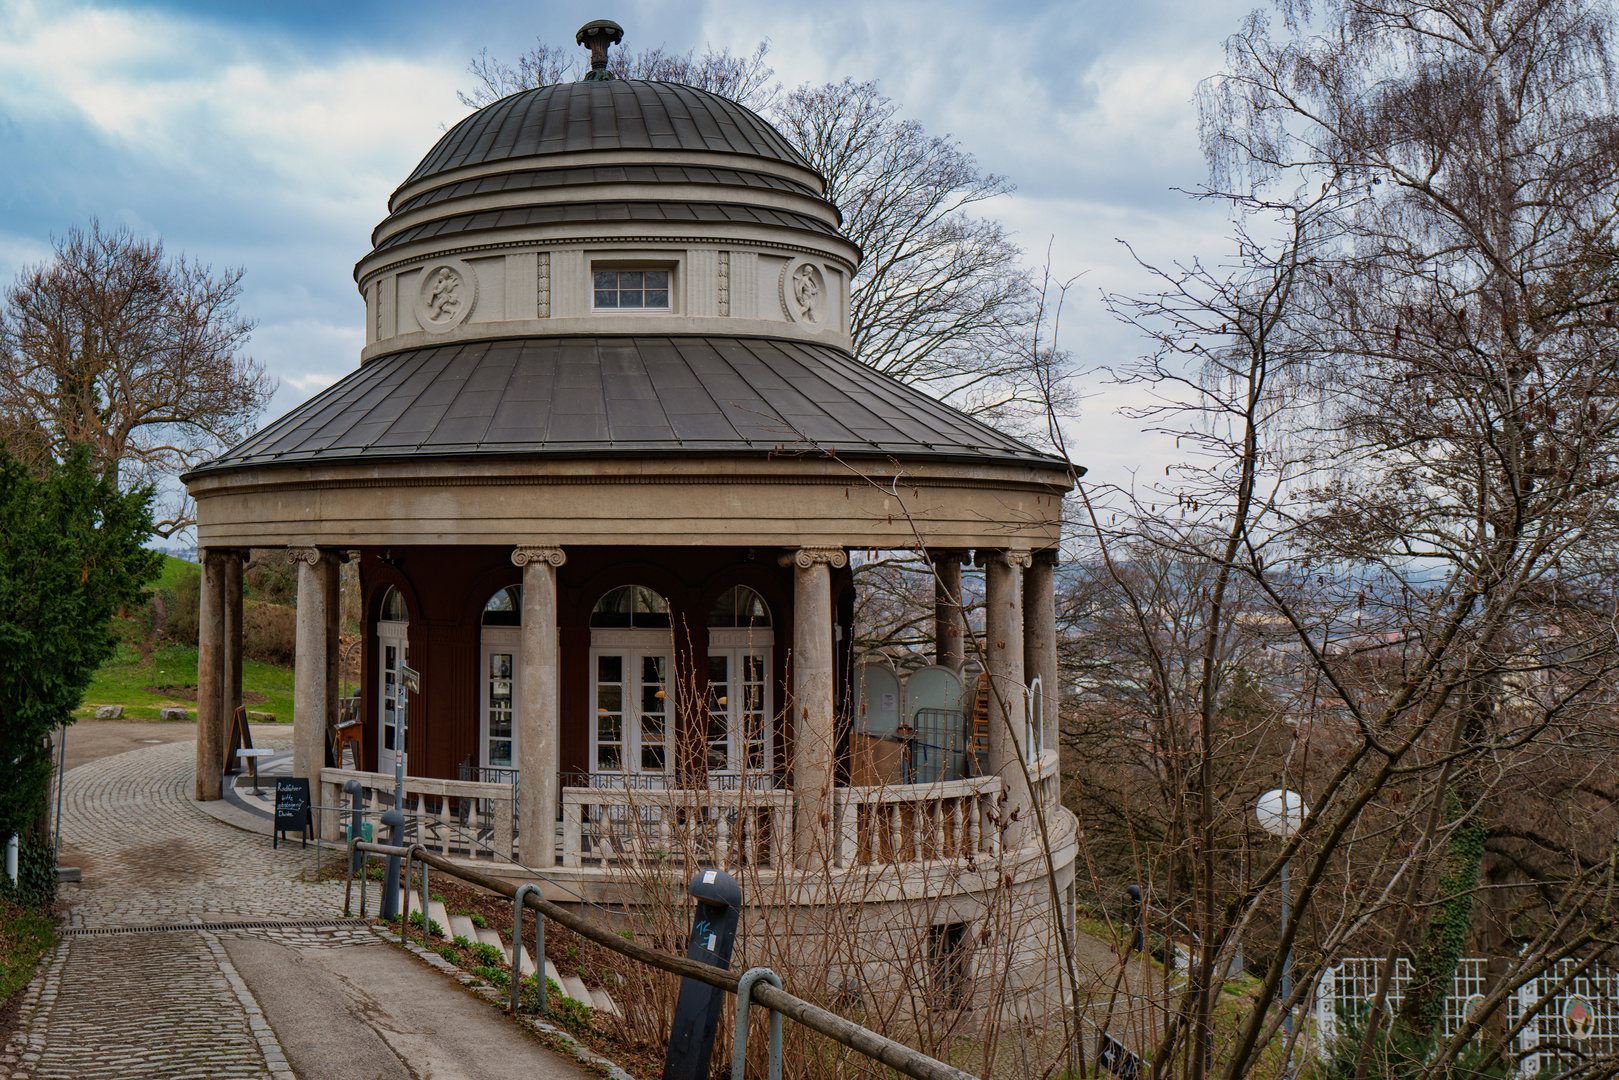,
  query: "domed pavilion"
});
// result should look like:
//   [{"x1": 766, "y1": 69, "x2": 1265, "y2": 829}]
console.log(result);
[{"x1": 183, "y1": 22, "x2": 1078, "y2": 1005}]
